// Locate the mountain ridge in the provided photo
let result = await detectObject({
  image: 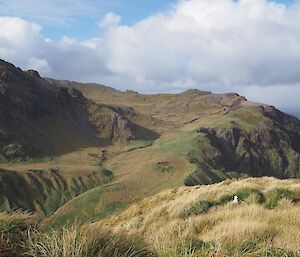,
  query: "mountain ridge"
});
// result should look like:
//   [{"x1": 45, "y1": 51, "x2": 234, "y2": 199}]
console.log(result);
[{"x1": 0, "y1": 60, "x2": 159, "y2": 161}]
